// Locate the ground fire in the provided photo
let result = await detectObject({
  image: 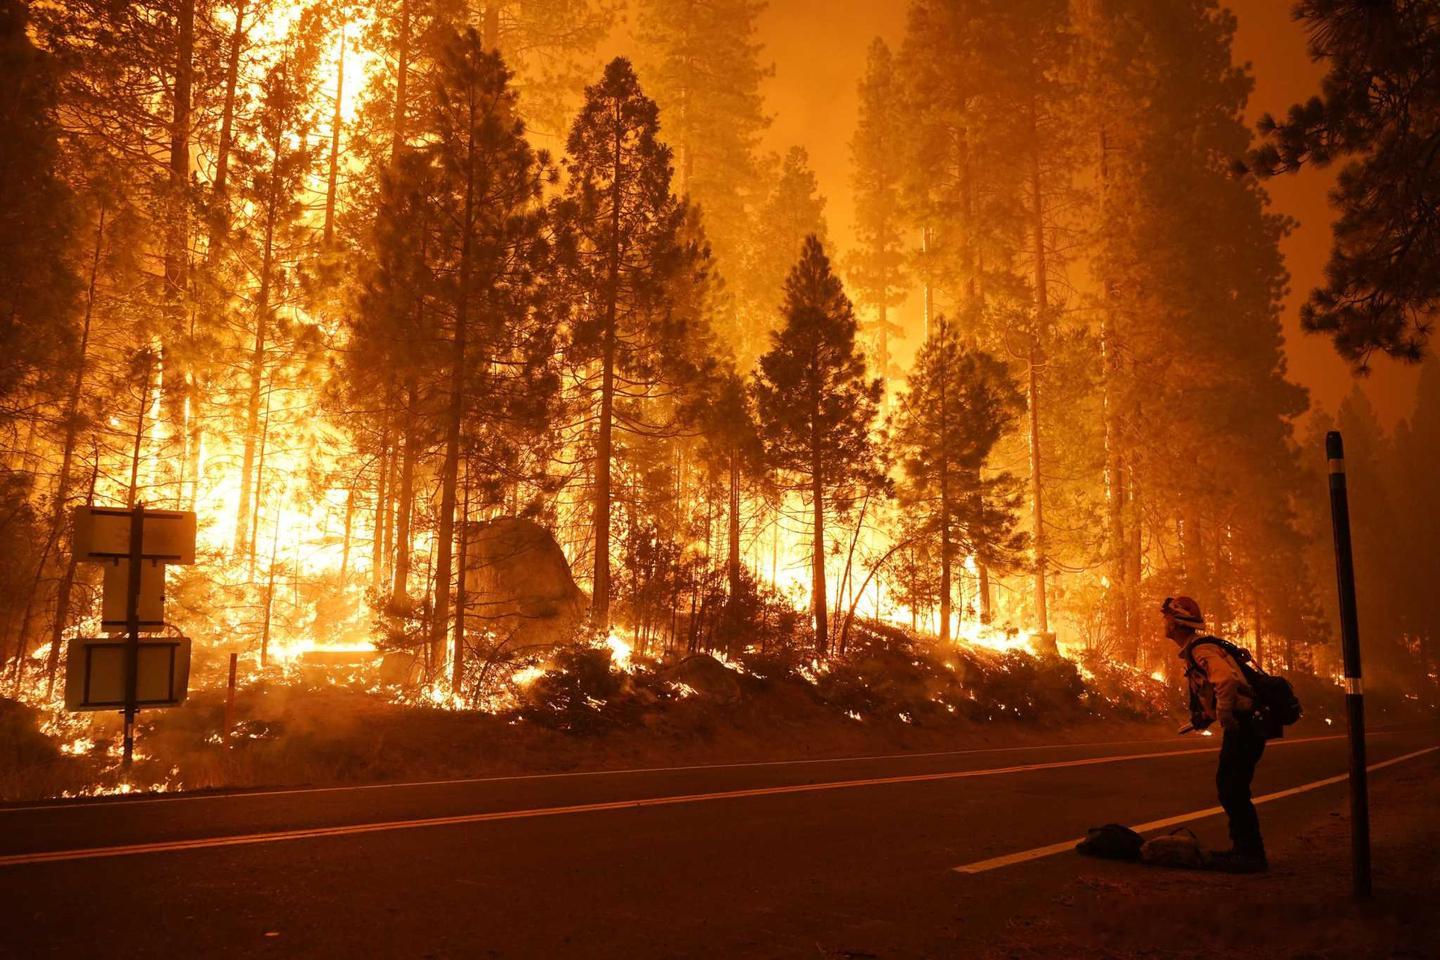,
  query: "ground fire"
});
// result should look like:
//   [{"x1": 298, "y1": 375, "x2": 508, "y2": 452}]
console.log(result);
[{"x1": 1, "y1": 1, "x2": 1438, "y2": 957}]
